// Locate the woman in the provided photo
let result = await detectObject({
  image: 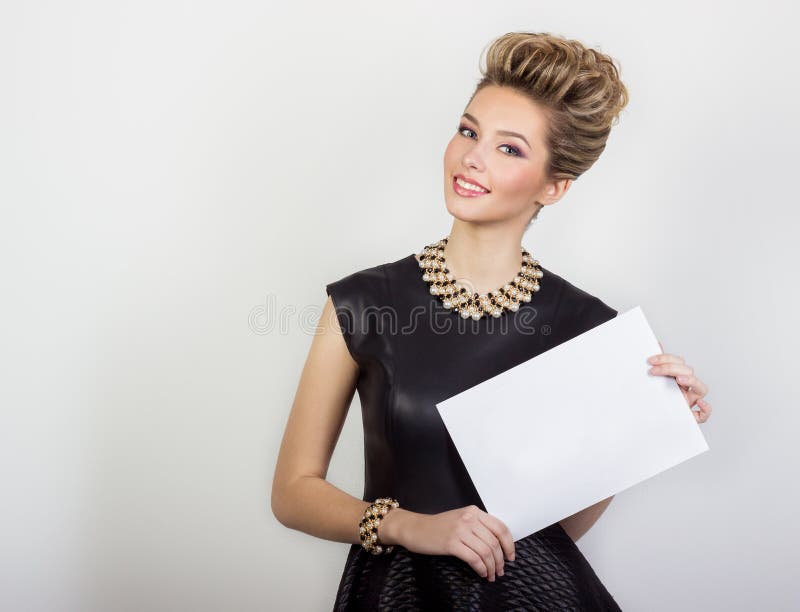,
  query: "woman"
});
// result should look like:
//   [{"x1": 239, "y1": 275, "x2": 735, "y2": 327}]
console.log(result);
[{"x1": 272, "y1": 31, "x2": 712, "y2": 610}]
